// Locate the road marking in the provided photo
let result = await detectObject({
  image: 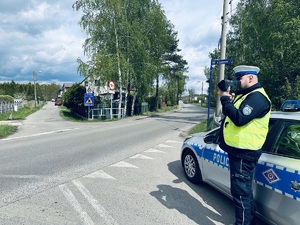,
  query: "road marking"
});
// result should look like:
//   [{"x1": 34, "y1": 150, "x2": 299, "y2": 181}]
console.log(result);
[
  {"x1": 59, "y1": 184, "x2": 94, "y2": 225},
  {"x1": 84, "y1": 170, "x2": 116, "y2": 180},
  {"x1": 166, "y1": 140, "x2": 181, "y2": 143},
  {"x1": 72, "y1": 180, "x2": 119, "y2": 225},
  {"x1": 110, "y1": 161, "x2": 138, "y2": 168},
  {"x1": 157, "y1": 144, "x2": 173, "y2": 148},
  {"x1": 0, "y1": 175, "x2": 43, "y2": 179},
  {"x1": 0, "y1": 128, "x2": 80, "y2": 141},
  {"x1": 130, "y1": 154, "x2": 153, "y2": 159},
  {"x1": 144, "y1": 148, "x2": 166, "y2": 153}
]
